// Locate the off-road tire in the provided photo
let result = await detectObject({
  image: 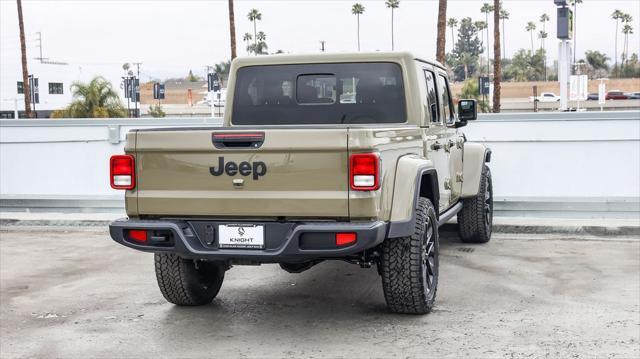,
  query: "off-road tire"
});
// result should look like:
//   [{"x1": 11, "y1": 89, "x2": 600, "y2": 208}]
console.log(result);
[
  {"x1": 458, "y1": 165, "x2": 493, "y2": 243},
  {"x1": 380, "y1": 197, "x2": 439, "y2": 314},
  {"x1": 154, "y1": 253, "x2": 225, "y2": 306}
]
